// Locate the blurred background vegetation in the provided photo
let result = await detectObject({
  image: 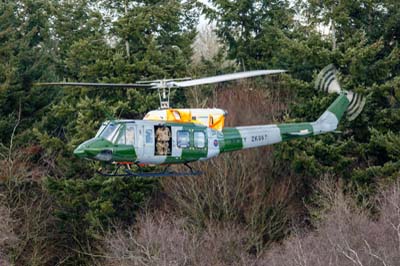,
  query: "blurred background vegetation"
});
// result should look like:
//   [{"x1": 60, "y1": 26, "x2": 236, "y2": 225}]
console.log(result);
[{"x1": 0, "y1": 0, "x2": 399, "y2": 265}]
